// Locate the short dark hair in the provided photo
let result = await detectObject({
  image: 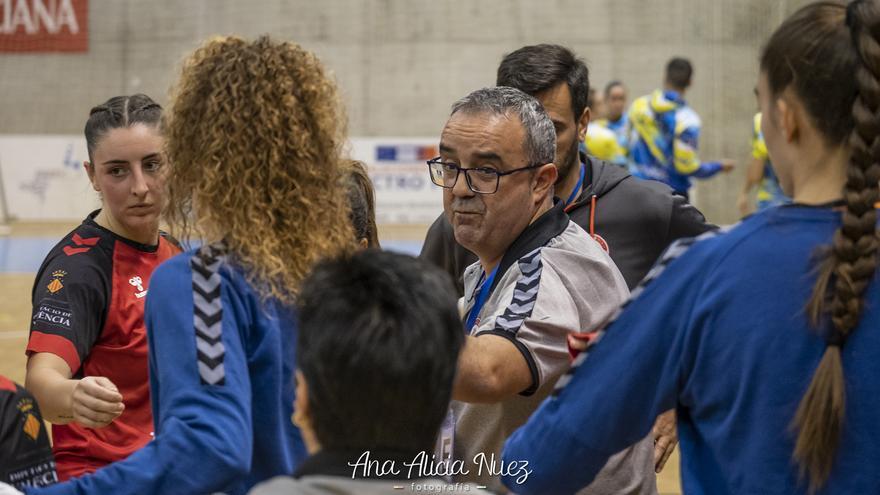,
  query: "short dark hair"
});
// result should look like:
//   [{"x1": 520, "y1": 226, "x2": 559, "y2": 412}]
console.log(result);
[
  {"x1": 296, "y1": 250, "x2": 464, "y2": 453},
  {"x1": 604, "y1": 80, "x2": 625, "y2": 97},
  {"x1": 664, "y1": 57, "x2": 693, "y2": 89},
  {"x1": 84, "y1": 94, "x2": 161, "y2": 162},
  {"x1": 496, "y1": 44, "x2": 590, "y2": 121}
]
